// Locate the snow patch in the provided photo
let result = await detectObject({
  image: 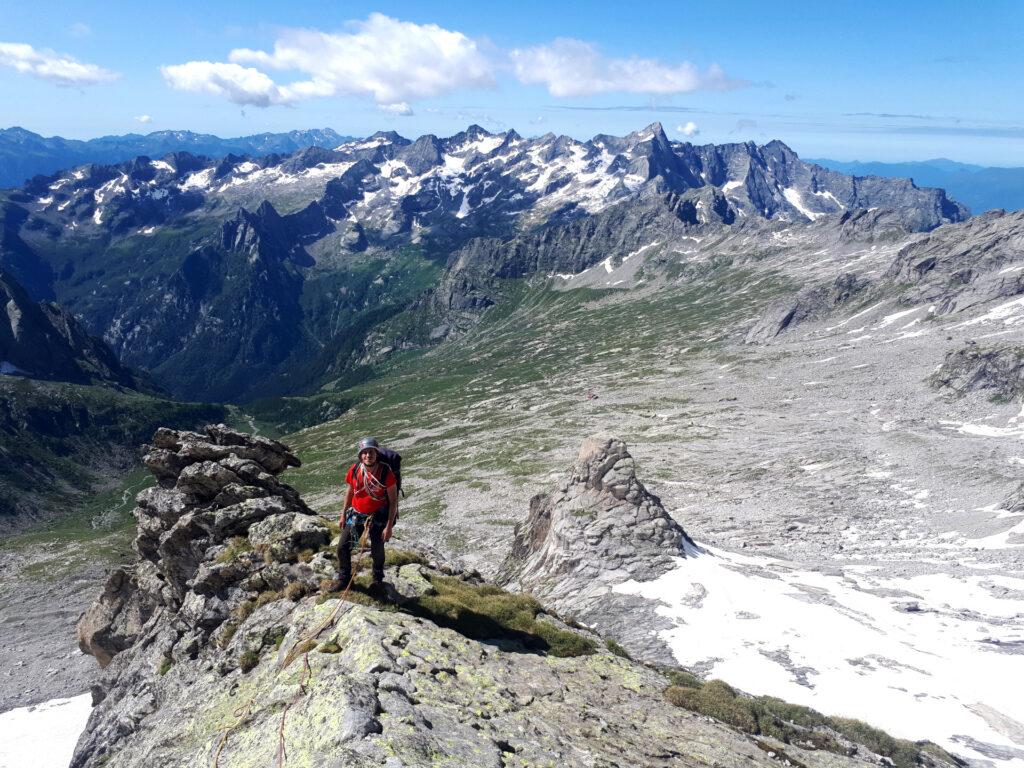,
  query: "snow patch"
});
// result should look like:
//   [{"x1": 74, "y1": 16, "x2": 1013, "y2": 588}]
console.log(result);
[
  {"x1": 0, "y1": 693, "x2": 93, "y2": 768},
  {"x1": 180, "y1": 168, "x2": 214, "y2": 190},
  {"x1": 782, "y1": 188, "x2": 822, "y2": 221}
]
